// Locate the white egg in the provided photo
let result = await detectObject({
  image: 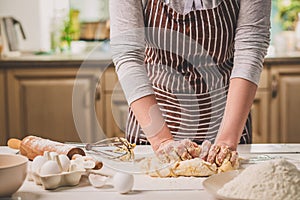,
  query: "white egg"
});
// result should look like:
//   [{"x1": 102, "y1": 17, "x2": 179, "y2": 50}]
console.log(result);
[
  {"x1": 83, "y1": 156, "x2": 93, "y2": 161},
  {"x1": 113, "y1": 172, "x2": 134, "y2": 194},
  {"x1": 58, "y1": 155, "x2": 71, "y2": 172},
  {"x1": 72, "y1": 154, "x2": 83, "y2": 160},
  {"x1": 39, "y1": 160, "x2": 61, "y2": 176},
  {"x1": 31, "y1": 155, "x2": 48, "y2": 174},
  {"x1": 69, "y1": 160, "x2": 85, "y2": 171},
  {"x1": 74, "y1": 157, "x2": 85, "y2": 167},
  {"x1": 88, "y1": 174, "x2": 108, "y2": 188},
  {"x1": 83, "y1": 160, "x2": 96, "y2": 169}
]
